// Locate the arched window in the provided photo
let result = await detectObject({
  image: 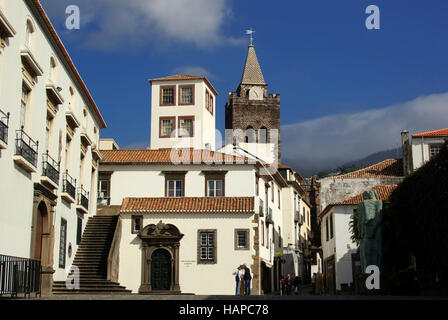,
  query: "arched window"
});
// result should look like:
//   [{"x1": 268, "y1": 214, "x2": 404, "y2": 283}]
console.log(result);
[
  {"x1": 245, "y1": 126, "x2": 256, "y2": 143},
  {"x1": 25, "y1": 19, "x2": 35, "y2": 48},
  {"x1": 49, "y1": 57, "x2": 57, "y2": 82},
  {"x1": 259, "y1": 126, "x2": 268, "y2": 143}
]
